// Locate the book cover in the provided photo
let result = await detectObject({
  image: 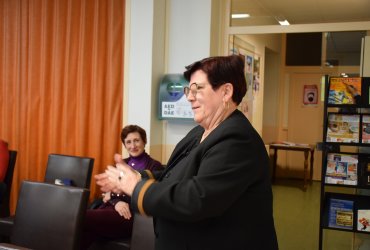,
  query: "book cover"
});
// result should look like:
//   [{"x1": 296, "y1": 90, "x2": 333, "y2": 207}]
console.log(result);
[
  {"x1": 357, "y1": 210, "x2": 370, "y2": 232},
  {"x1": 366, "y1": 162, "x2": 370, "y2": 186},
  {"x1": 362, "y1": 115, "x2": 370, "y2": 143},
  {"x1": 270, "y1": 141, "x2": 309, "y2": 147},
  {"x1": 326, "y1": 113, "x2": 360, "y2": 143},
  {"x1": 328, "y1": 198, "x2": 354, "y2": 230},
  {"x1": 325, "y1": 153, "x2": 358, "y2": 185},
  {"x1": 360, "y1": 160, "x2": 370, "y2": 187},
  {"x1": 328, "y1": 77, "x2": 362, "y2": 105}
]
